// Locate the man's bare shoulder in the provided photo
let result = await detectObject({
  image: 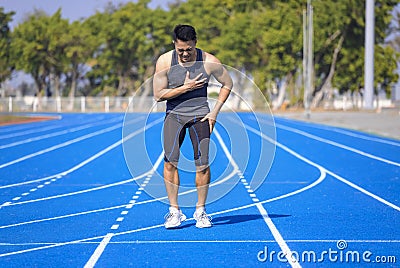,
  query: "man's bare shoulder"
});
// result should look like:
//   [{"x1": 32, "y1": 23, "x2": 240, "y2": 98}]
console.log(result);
[
  {"x1": 202, "y1": 51, "x2": 221, "y2": 64},
  {"x1": 202, "y1": 51, "x2": 223, "y2": 75},
  {"x1": 156, "y1": 50, "x2": 173, "y2": 72}
]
